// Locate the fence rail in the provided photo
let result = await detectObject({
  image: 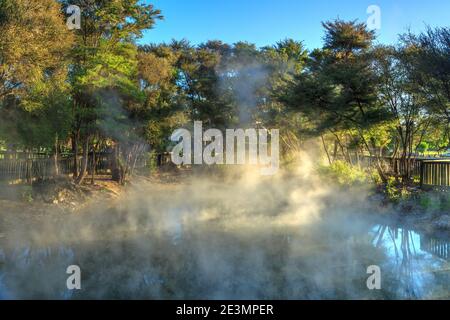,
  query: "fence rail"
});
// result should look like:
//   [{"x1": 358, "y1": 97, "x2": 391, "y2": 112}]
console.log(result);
[
  {"x1": 338, "y1": 154, "x2": 450, "y2": 189},
  {"x1": 0, "y1": 158, "x2": 81, "y2": 182},
  {"x1": 0, "y1": 152, "x2": 151, "y2": 183},
  {"x1": 420, "y1": 160, "x2": 450, "y2": 189},
  {"x1": 354, "y1": 155, "x2": 423, "y2": 177},
  {"x1": 3, "y1": 151, "x2": 450, "y2": 189}
]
